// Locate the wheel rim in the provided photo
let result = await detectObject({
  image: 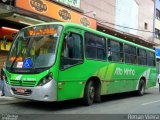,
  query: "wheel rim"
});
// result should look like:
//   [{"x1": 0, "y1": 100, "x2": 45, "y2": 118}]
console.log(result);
[
  {"x1": 141, "y1": 84, "x2": 144, "y2": 94},
  {"x1": 89, "y1": 86, "x2": 95, "y2": 100},
  {"x1": 140, "y1": 82, "x2": 144, "y2": 94}
]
